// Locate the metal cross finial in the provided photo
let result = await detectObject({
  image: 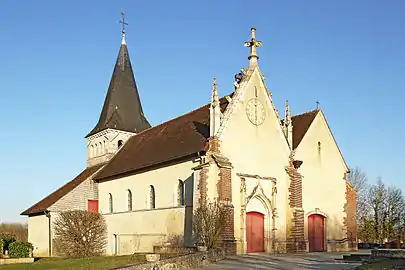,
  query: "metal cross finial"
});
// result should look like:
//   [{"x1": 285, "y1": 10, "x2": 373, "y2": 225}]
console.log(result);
[
  {"x1": 244, "y1": 28, "x2": 262, "y2": 61},
  {"x1": 119, "y1": 10, "x2": 128, "y2": 36},
  {"x1": 316, "y1": 101, "x2": 320, "y2": 109}
]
